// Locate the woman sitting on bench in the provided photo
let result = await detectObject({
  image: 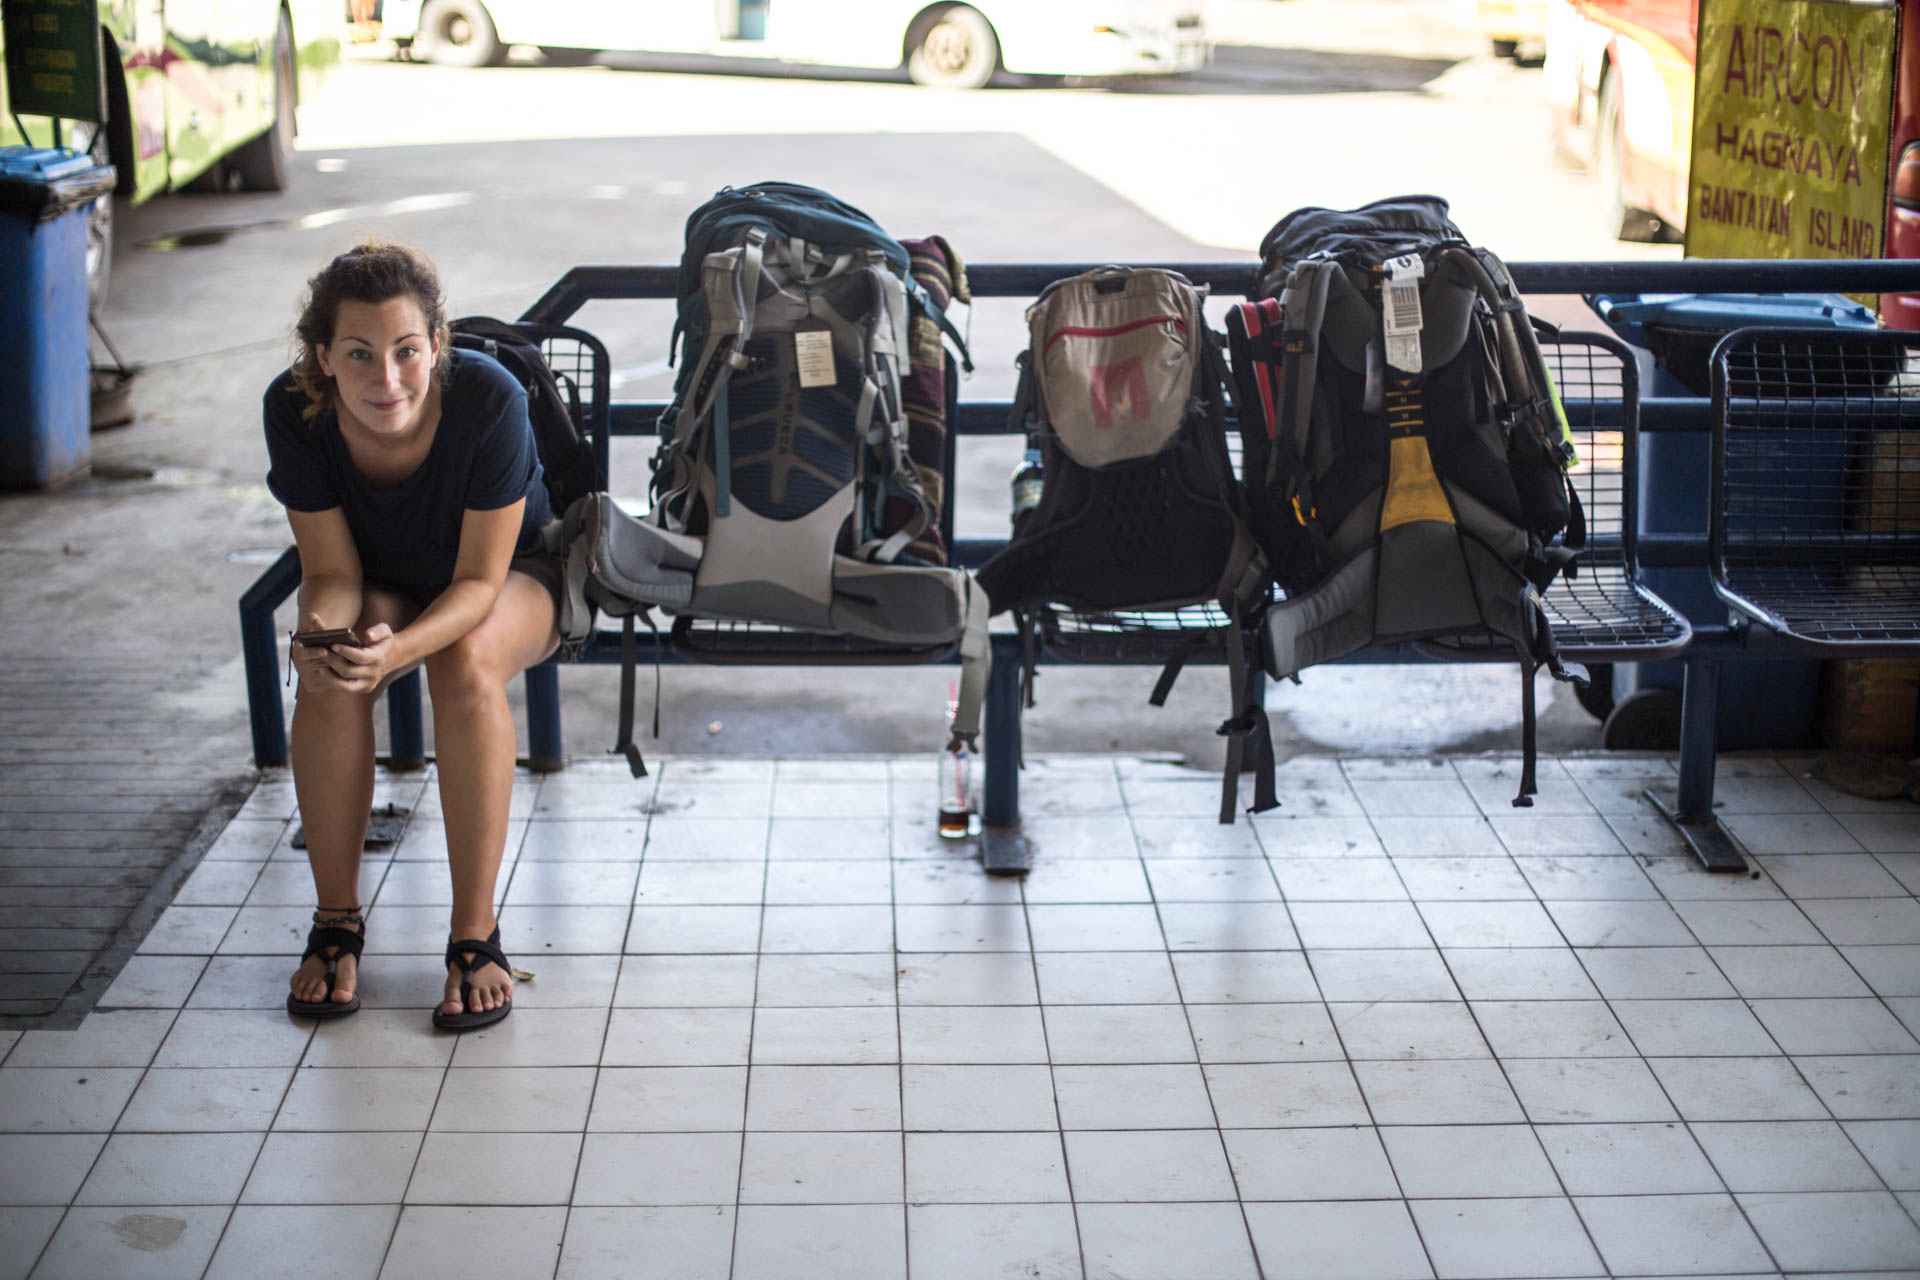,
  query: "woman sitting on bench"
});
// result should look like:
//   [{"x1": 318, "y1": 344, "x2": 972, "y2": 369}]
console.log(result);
[{"x1": 265, "y1": 239, "x2": 562, "y2": 1031}]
